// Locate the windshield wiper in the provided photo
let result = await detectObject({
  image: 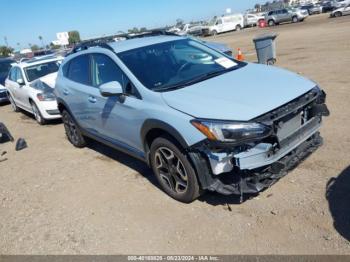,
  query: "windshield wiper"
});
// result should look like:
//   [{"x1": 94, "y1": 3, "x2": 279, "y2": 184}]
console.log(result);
[{"x1": 153, "y1": 67, "x2": 237, "y2": 92}]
